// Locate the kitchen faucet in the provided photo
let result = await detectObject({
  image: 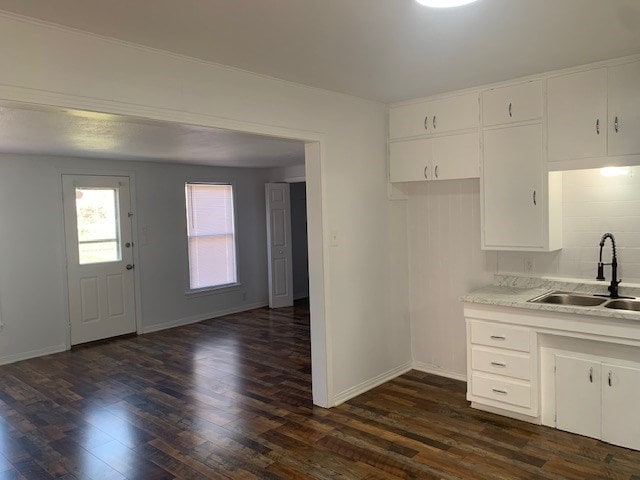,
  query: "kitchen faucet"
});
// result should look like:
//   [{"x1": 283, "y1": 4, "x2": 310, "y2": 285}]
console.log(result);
[{"x1": 596, "y1": 232, "x2": 620, "y2": 298}]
